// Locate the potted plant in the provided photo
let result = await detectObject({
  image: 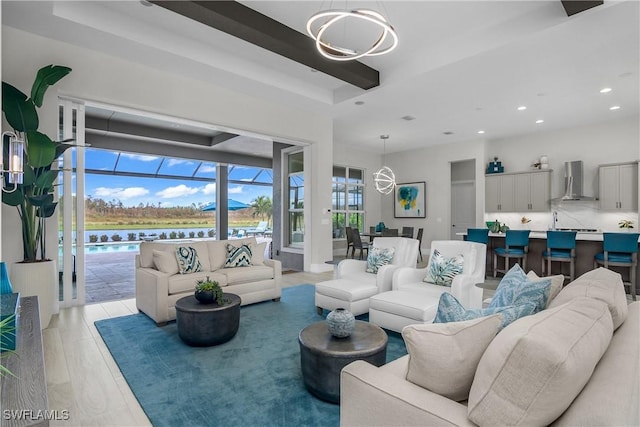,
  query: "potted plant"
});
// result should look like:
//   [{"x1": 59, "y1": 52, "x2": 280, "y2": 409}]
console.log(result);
[
  {"x1": 194, "y1": 276, "x2": 228, "y2": 305},
  {"x1": 618, "y1": 219, "x2": 634, "y2": 230},
  {"x1": 2, "y1": 64, "x2": 74, "y2": 329}
]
